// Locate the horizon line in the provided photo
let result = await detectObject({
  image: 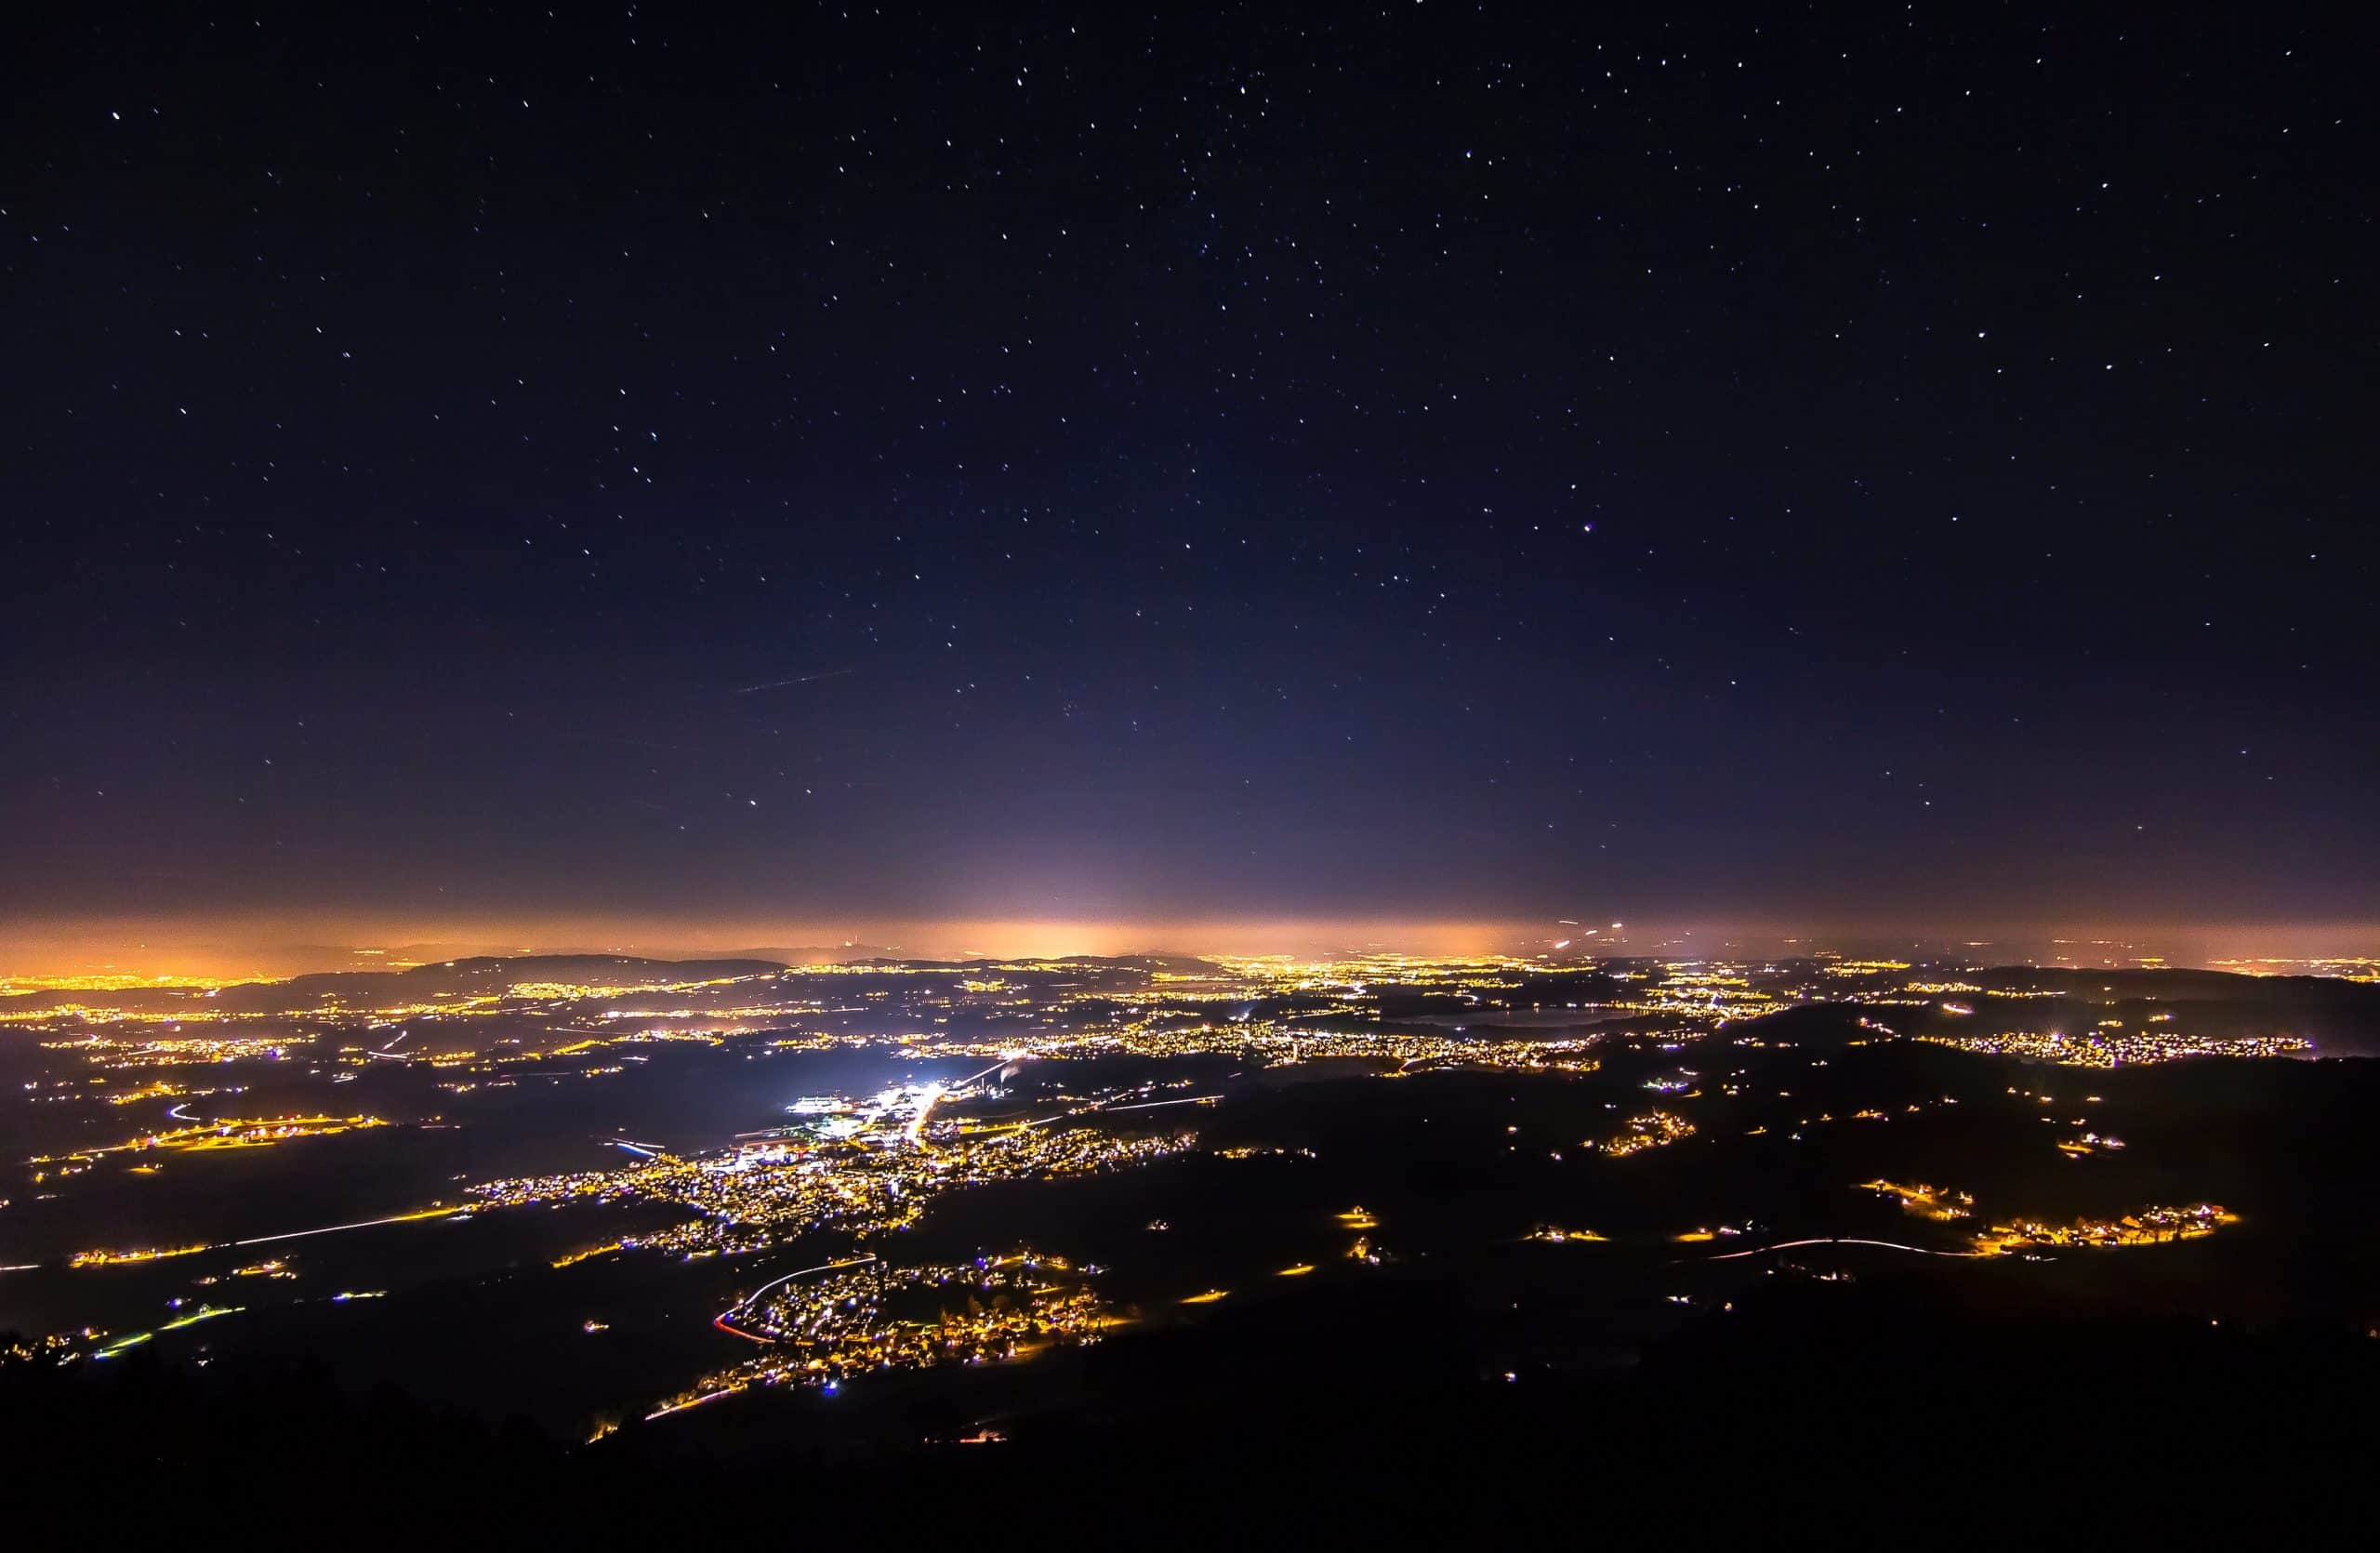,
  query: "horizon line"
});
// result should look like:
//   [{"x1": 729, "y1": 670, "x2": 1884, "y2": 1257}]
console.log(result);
[{"x1": 3, "y1": 909, "x2": 2374, "y2": 981}]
